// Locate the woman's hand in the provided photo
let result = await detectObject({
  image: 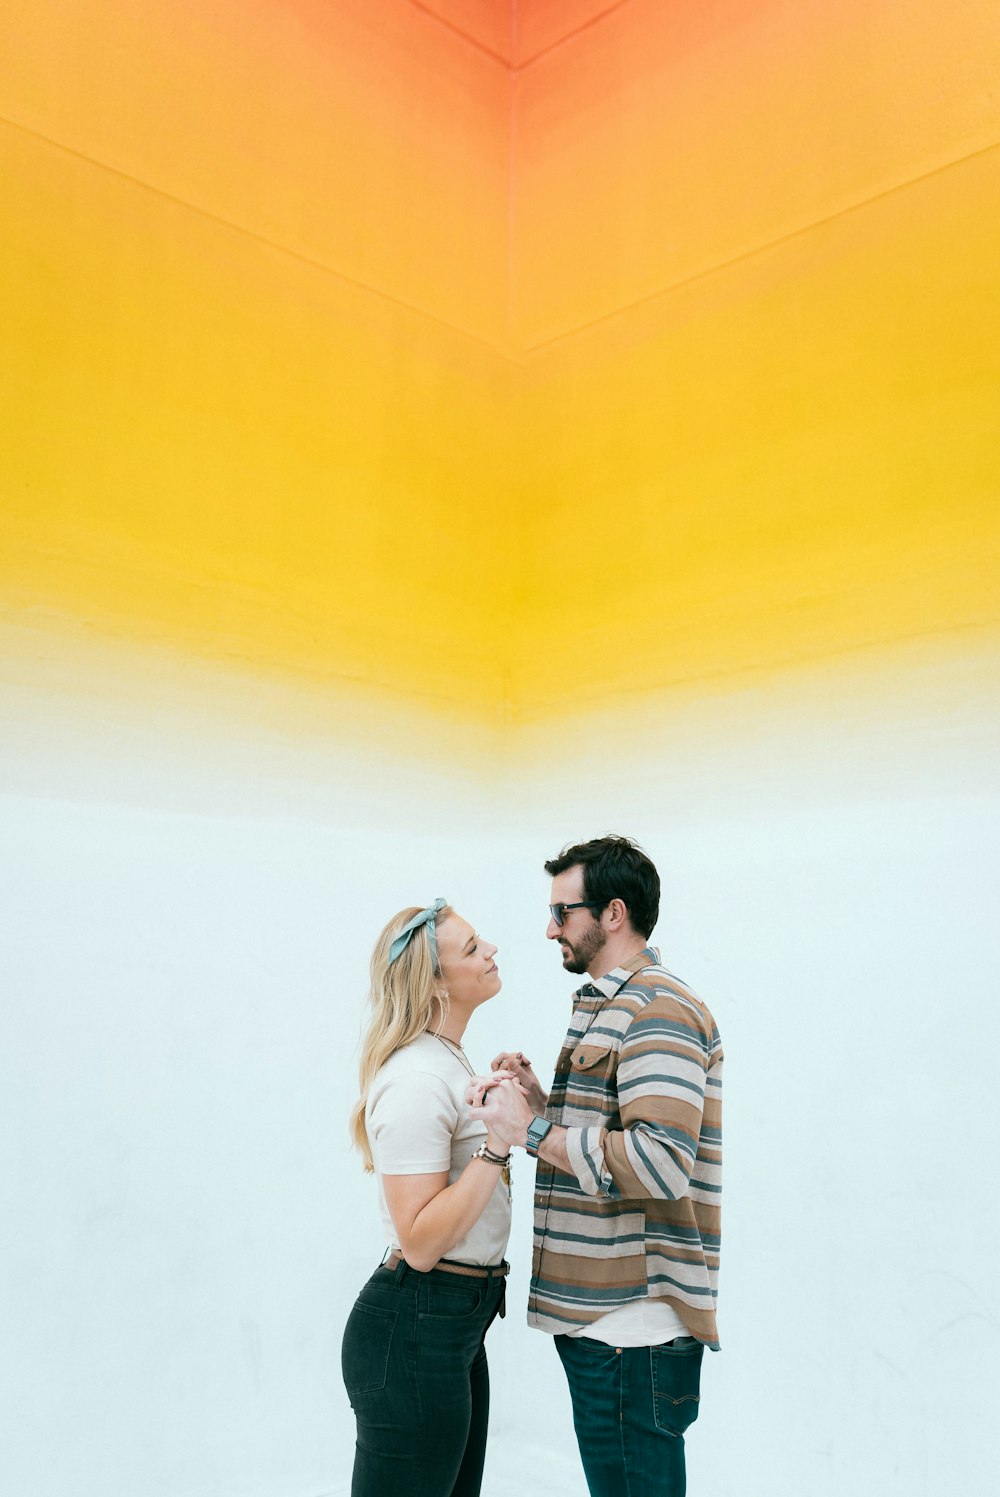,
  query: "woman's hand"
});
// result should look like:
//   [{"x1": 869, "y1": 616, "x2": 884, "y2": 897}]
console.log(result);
[
  {"x1": 466, "y1": 1071, "x2": 519, "y2": 1154},
  {"x1": 466, "y1": 1076, "x2": 535, "y2": 1151},
  {"x1": 491, "y1": 1049, "x2": 548, "y2": 1113}
]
